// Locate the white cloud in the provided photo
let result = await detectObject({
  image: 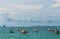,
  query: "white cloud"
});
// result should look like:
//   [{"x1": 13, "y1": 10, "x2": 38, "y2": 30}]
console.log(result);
[
  {"x1": 0, "y1": 3, "x2": 43, "y2": 11},
  {"x1": 49, "y1": 0, "x2": 60, "y2": 7},
  {"x1": 49, "y1": 3, "x2": 60, "y2": 7},
  {"x1": 53, "y1": 0, "x2": 60, "y2": 3},
  {"x1": 0, "y1": 3, "x2": 43, "y2": 21}
]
